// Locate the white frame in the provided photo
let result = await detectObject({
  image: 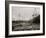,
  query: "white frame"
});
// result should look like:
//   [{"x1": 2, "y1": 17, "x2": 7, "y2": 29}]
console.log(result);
[{"x1": 9, "y1": 4, "x2": 43, "y2": 35}]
